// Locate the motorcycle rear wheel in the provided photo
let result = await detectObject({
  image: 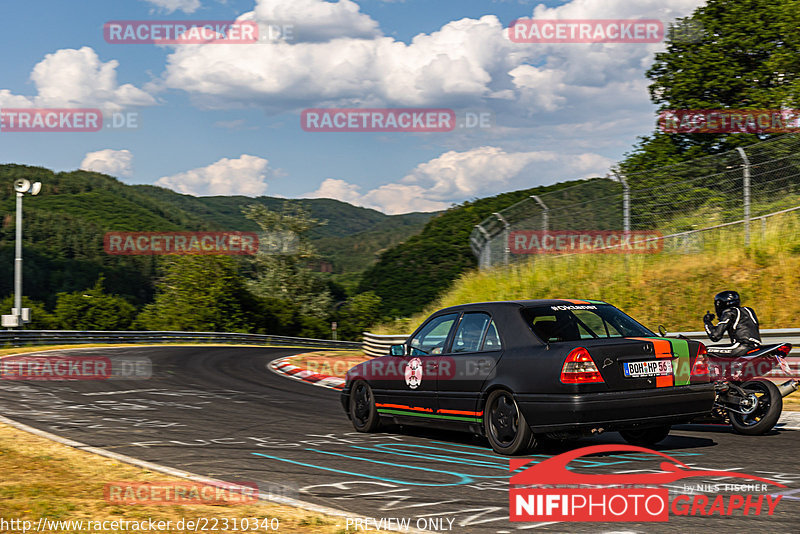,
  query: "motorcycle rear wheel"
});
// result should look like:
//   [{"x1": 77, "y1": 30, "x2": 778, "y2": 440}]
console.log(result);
[{"x1": 728, "y1": 379, "x2": 782, "y2": 435}]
